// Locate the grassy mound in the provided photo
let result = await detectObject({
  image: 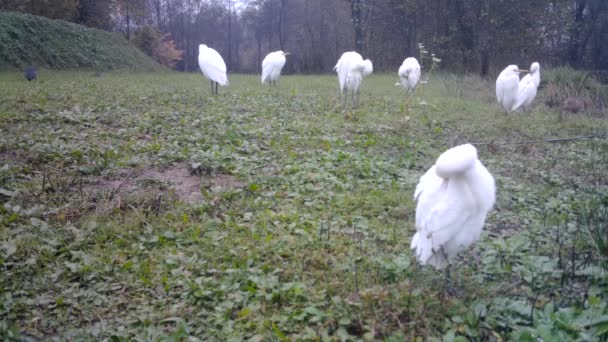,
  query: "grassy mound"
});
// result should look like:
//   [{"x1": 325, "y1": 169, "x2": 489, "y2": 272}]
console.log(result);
[{"x1": 0, "y1": 12, "x2": 161, "y2": 71}]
